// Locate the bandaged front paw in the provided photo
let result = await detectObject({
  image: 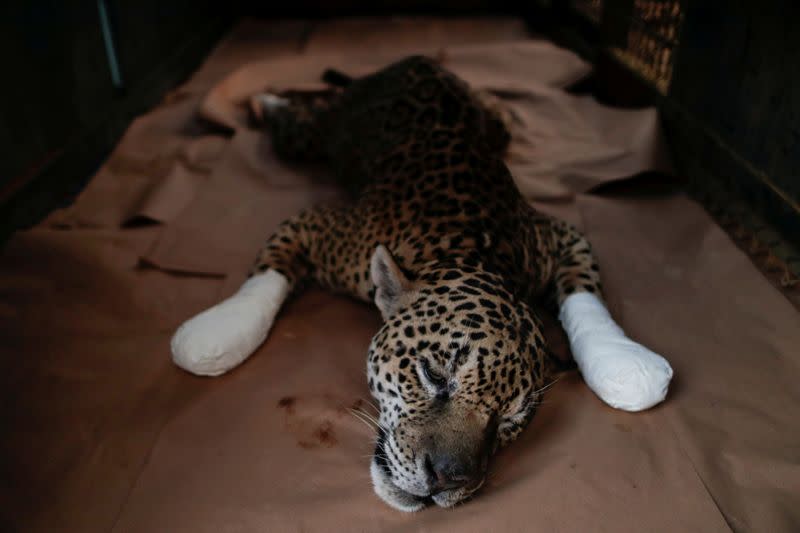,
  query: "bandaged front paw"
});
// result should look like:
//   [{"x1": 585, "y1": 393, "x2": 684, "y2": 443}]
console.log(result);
[
  {"x1": 558, "y1": 292, "x2": 673, "y2": 411},
  {"x1": 171, "y1": 269, "x2": 290, "y2": 377}
]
